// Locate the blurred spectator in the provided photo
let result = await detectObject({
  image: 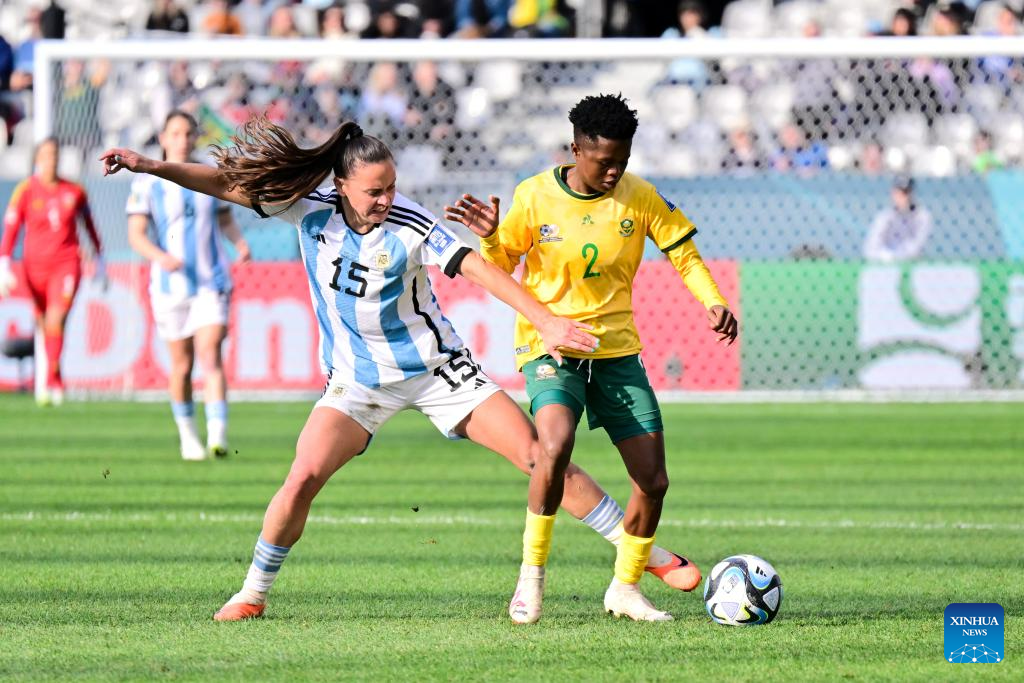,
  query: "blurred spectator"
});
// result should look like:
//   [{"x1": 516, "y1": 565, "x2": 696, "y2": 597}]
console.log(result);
[
  {"x1": 980, "y1": 4, "x2": 1022, "y2": 84},
  {"x1": 235, "y1": 0, "x2": 273, "y2": 36},
  {"x1": 319, "y1": 2, "x2": 353, "y2": 38},
  {"x1": 40, "y1": 1, "x2": 67, "y2": 40},
  {"x1": 306, "y1": 4, "x2": 355, "y2": 84},
  {"x1": 721, "y1": 123, "x2": 763, "y2": 175},
  {"x1": 661, "y1": 1, "x2": 714, "y2": 86},
  {"x1": 404, "y1": 61, "x2": 455, "y2": 143},
  {"x1": 150, "y1": 61, "x2": 200, "y2": 130},
  {"x1": 858, "y1": 141, "x2": 885, "y2": 175},
  {"x1": 791, "y1": 20, "x2": 841, "y2": 140},
  {"x1": 931, "y1": 2, "x2": 970, "y2": 35},
  {"x1": 358, "y1": 62, "x2": 408, "y2": 134},
  {"x1": 877, "y1": 8, "x2": 917, "y2": 36},
  {"x1": 54, "y1": 59, "x2": 109, "y2": 154},
  {"x1": 663, "y1": 0, "x2": 708, "y2": 38},
  {"x1": 509, "y1": 0, "x2": 573, "y2": 37},
  {"x1": 972, "y1": 130, "x2": 1004, "y2": 174},
  {"x1": 362, "y1": 1, "x2": 417, "y2": 38},
  {"x1": 455, "y1": 0, "x2": 512, "y2": 38},
  {"x1": 10, "y1": 6, "x2": 44, "y2": 92},
  {"x1": 771, "y1": 123, "x2": 829, "y2": 174},
  {"x1": 995, "y1": 2, "x2": 1021, "y2": 35},
  {"x1": 201, "y1": 0, "x2": 244, "y2": 36},
  {"x1": 146, "y1": 0, "x2": 190, "y2": 33},
  {"x1": 418, "y1": 0, "x2": 456, "y2": 37},
  {"x1": 864, "y1": 176, "x2": 932, "y2": 263},
  {"x1": 268, "y1": 6, "x2": 303, "y2": 38}
]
